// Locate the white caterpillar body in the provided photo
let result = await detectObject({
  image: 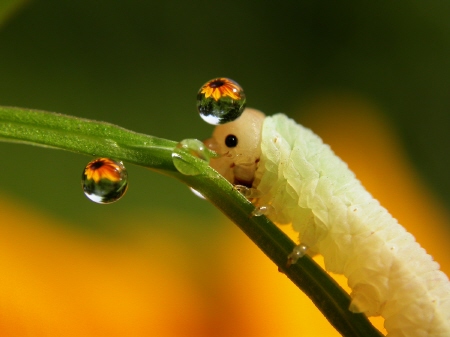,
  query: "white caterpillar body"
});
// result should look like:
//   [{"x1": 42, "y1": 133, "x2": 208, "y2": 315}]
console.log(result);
[{"x1": 206, "y1": 108, "x2": 450, "y2": 337}]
